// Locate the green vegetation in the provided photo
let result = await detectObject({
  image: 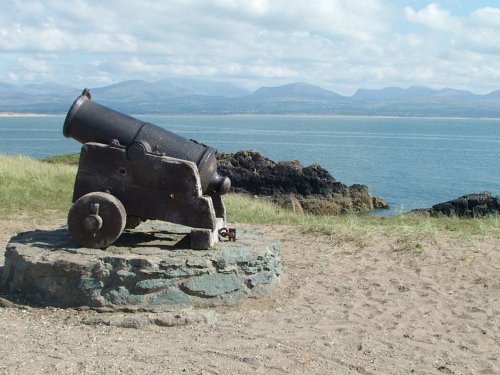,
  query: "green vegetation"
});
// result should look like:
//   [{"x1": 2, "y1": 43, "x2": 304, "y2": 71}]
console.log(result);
[
  {"x1": 41, "y1": 153, "x2": 80, "y2": 165},
  {"x1": 0, "y1": 154, "x2": 75, "y2": 215},
  {"x1": 225, "y1": 193, "x2": 500, "y2": 245},
  {"x1": 1, "y1": 155, "x2": 499, "y2": 244}
]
